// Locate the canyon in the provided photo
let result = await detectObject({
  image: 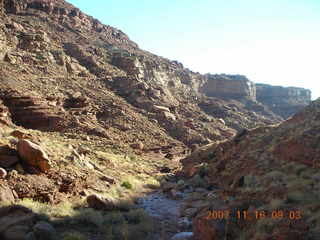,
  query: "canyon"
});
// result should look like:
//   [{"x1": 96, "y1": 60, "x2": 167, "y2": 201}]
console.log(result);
[{"x1": 0, "y1": 0, "x2": 317, "y2": 240}]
